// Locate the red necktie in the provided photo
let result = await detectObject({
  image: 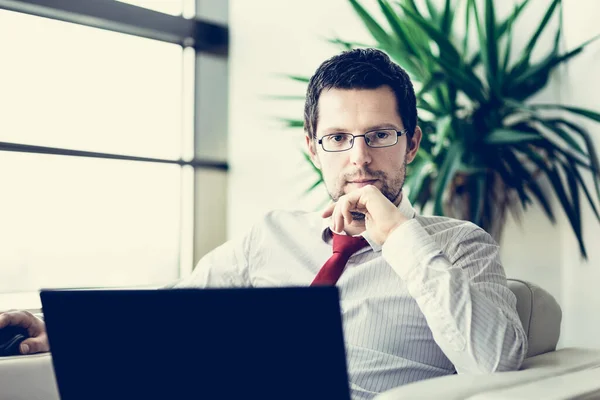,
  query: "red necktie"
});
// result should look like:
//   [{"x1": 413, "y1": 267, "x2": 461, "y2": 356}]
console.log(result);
[{"x1": 311, "y1": 233, "x2": 368, "y2": 286}]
